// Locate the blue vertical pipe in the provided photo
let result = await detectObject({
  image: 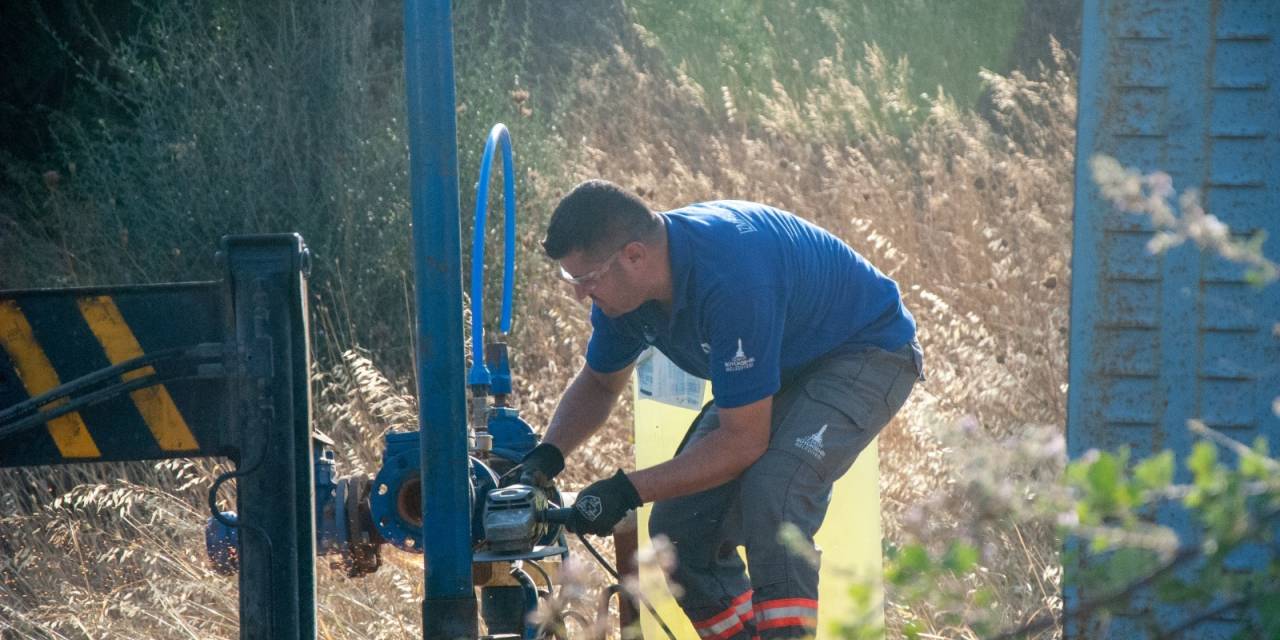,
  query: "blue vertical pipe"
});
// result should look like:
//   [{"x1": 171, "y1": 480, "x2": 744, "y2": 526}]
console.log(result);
[{"x1": 403, "y1": 0, "x2": 476, "y2": 638}]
